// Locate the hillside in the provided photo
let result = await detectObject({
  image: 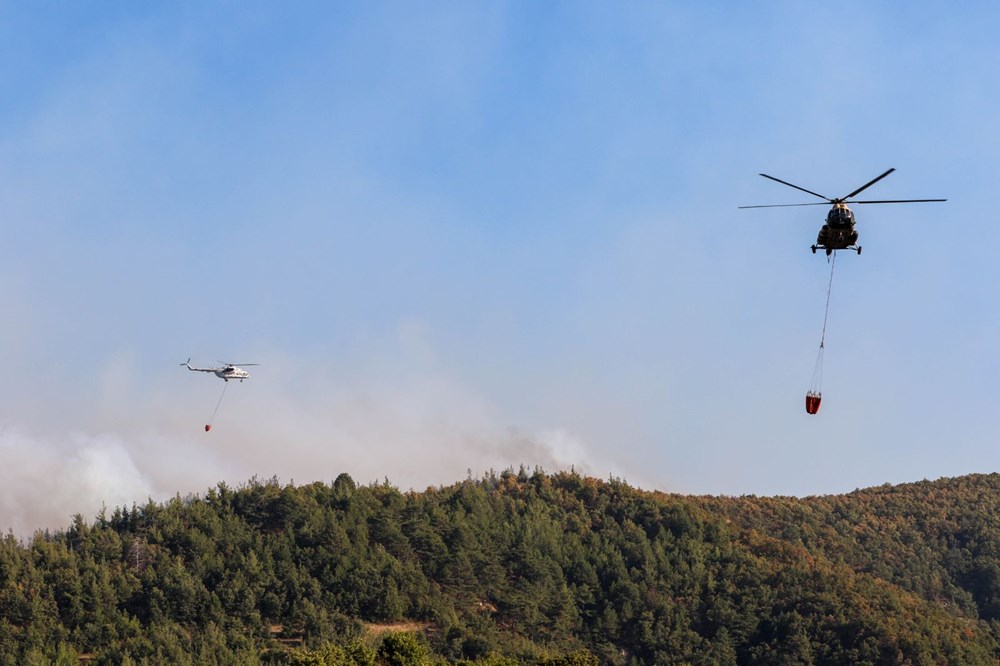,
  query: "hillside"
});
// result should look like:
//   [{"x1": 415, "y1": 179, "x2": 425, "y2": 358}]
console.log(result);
[{"x1": 1, "y1": 470, "x2": 1000, "y2": 664}]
